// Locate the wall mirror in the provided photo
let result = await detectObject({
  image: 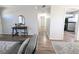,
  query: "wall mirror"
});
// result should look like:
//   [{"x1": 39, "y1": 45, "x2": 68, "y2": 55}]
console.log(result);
[{"x1": 18, "y1": 15, "x2": 25, "y2": 25}]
